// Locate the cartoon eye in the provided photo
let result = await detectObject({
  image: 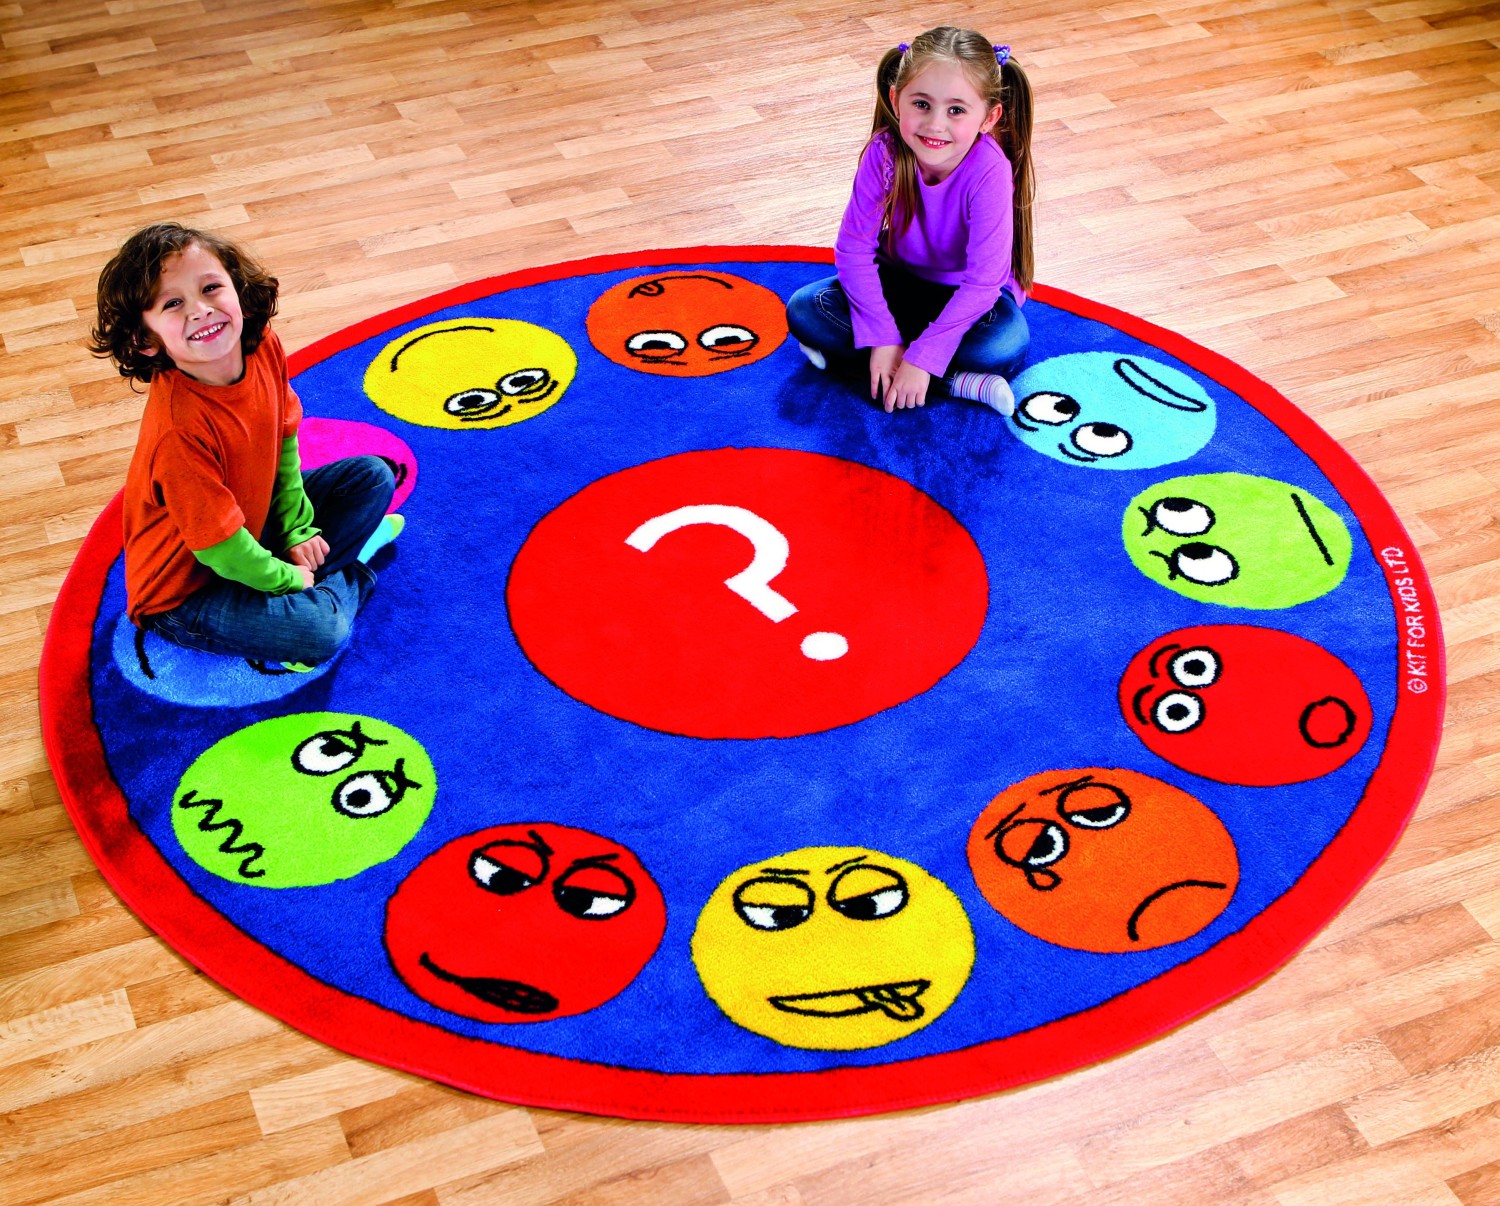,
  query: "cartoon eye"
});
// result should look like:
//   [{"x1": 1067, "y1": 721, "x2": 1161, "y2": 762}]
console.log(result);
[
  {"x1": 1153, "y1": 691, "x2": 1204, "y2": 733},
  {"x1": 733, "y1": 877, "x2": 815, "y2": 931},
  {"x1": 469, "y1": 838, "x2": 549, "y2": 895},
  {"x1": 828, "y1": 864, "x2": 908, "y2": 921},
  {"x1": 1147, "y1": 497, "x2": 1214, "y2": 537},
  {"x1": 1019, "y1": 392, "x2": 1079, "y2": 425},
  {"x1": 1071, "y1": 422, "x2": 1132, "y2": 458},
  {"x1": 1171, "y1": 543, "x2": 1239, "y2": 585},
  {"x1": 698, "y1": 324, "x2": 758, "y2": 353},
  {"x1": 1056, "y1": 781, "x2": 1132, "y2": 829},
  {"x1": 498, "y1": 368, "x2": 551, "y2": 397},
  {"x1": 625, "y1": 330, "x2": 688, "y2": 359},
  {"x1": 292, "y1": 723, "x2": 385, "y2": 776},
  {"x1": 553, "y1": 859, "x2": 636, "y2": 920},
  {"x1": 998, "y1": 819, "x2": 1069, "y2": 868},
  {"x1": 1170, "y1": 647, "x2": 1220, "y2": 688},
  {"x1": 444, "y1": 388, "x2": 502, "y2": 416},
  {"x1": 331, "y1": 758, "x2": 419, "y2": 818}
]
